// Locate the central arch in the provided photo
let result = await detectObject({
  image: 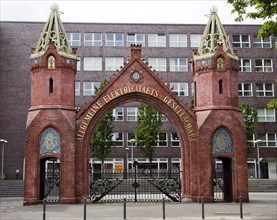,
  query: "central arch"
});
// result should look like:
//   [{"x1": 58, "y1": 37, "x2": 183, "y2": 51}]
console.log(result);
[{"x1": 75, "y1": 45, "x2": 198, "y2": 200}]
